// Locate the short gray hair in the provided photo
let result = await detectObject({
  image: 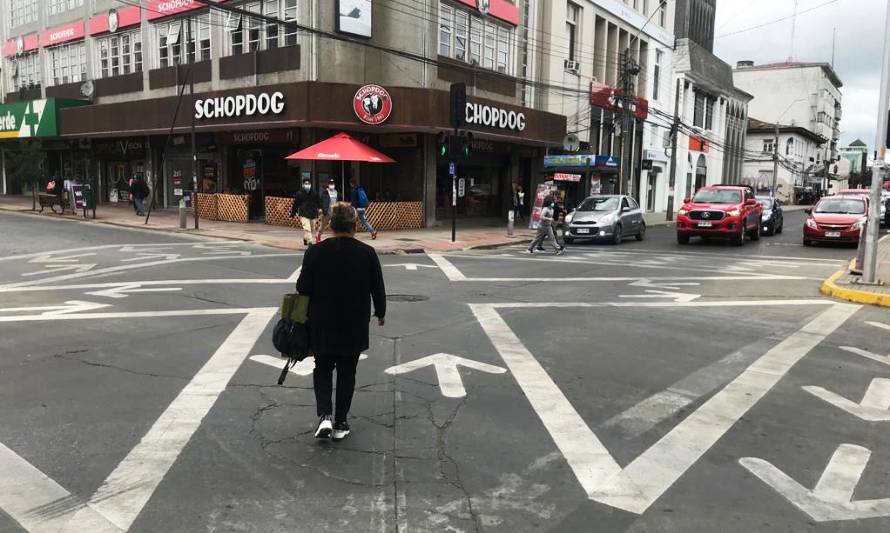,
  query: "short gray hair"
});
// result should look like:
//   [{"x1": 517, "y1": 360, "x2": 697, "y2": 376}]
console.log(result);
[{"x1": 330, "y1": 202, "x2": 358, "y2": 234}]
